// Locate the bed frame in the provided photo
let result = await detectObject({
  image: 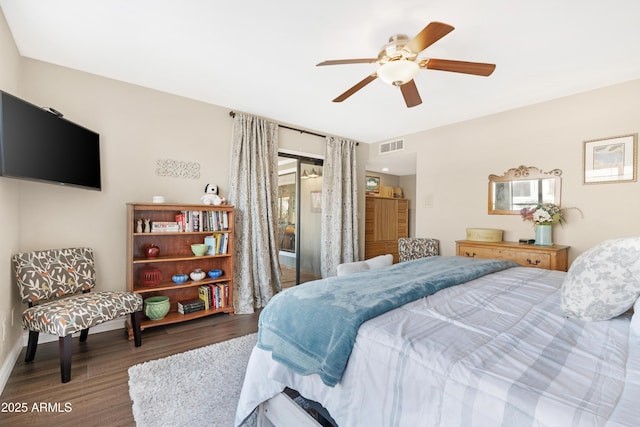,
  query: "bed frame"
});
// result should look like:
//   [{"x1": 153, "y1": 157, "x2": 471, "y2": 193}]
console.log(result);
[{"x1": 257, "y1": 392, "x2": 321, "y2": 427}]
